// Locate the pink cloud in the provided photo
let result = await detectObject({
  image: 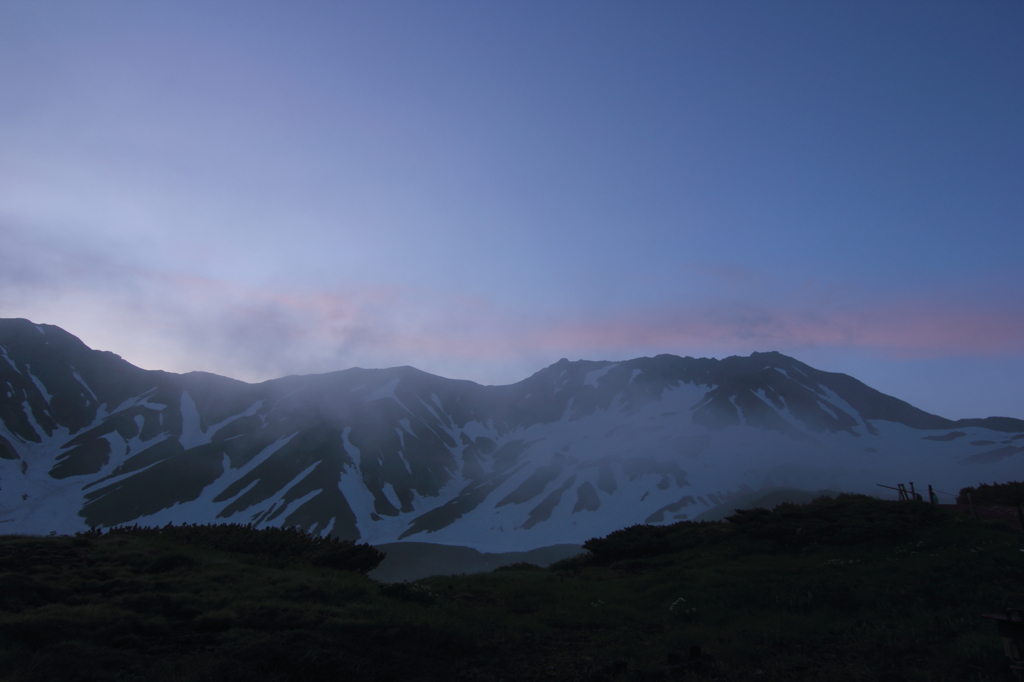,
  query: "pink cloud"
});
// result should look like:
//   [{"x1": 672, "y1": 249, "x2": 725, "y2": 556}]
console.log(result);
[
  {"x1": 521, "y1": 303, "x2": 1024, "y2": 358},
  {"x1": 1, "y1": 223, "x2": 1022, "y2": 384},
  {"x1": 219, "y1": 287, "x2": 1024, "y2": 369}
]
